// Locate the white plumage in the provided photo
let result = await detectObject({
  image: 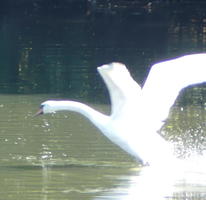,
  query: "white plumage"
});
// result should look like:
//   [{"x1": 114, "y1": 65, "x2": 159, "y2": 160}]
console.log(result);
[{"x1": 37, "y1": 53, "x2": 206, "y2": 165}]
